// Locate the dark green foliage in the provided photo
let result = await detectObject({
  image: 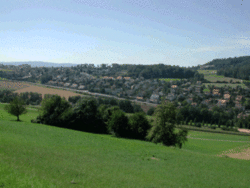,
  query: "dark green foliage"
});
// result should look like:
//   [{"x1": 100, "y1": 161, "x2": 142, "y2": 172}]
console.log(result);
[
  {"x1": 118, "y1": 99, "x2": 134, "y2": 113},
  {"x1": 37, "y1": 95, "x2": 71, "y2": 127},
  {"x1": 147, "y1": 107, "x2": 155, "y2": 116},
  {"x1": 107, "y1": 109, "x2": 130, "y2": 137},
  {"x1": 68, "y1": 96, "x2": 81, "y2": 104},
  {"x1": 4, "y1": 96, "x2": 27, "y2": 121},
  {"x1": 69, "y1": 97, "x2": 107, "y2": 133},
  {"x1": 132, "y1": 103, "x2": 144, "y2": 113},
  {"x1": 40, "y1": 74, "x2": 52, "y2": 84},
  {"x1": 146, "y1": 101, "x2": 188, "y2": 148},
  {"x1": 128, "y1": 112, "x2": 151, "y2": 140}
]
